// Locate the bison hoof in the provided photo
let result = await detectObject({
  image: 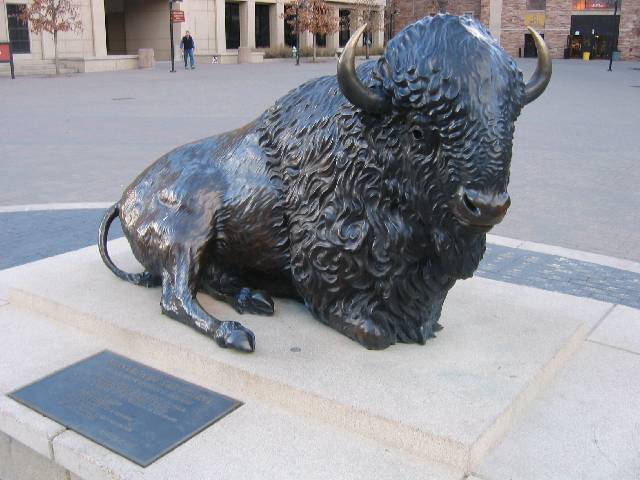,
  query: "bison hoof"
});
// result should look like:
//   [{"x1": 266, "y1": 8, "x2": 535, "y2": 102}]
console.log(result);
[
  {"x1": 234, "y1": 288, "x2": 274, "y2": 316},
  {"x1": 214, "y1": 321, "x2": 256, "y2": 353},
  {"x1": 352, "y1": 318, "x2": 392, "y2": 350}
]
